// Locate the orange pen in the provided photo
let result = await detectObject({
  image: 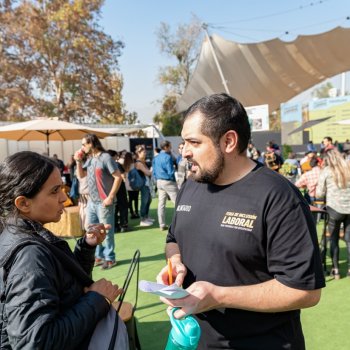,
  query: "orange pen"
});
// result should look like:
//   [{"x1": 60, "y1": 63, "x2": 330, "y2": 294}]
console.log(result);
[{"x1": 167, "y1": 258, "x2": 173, "y2": 285}]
